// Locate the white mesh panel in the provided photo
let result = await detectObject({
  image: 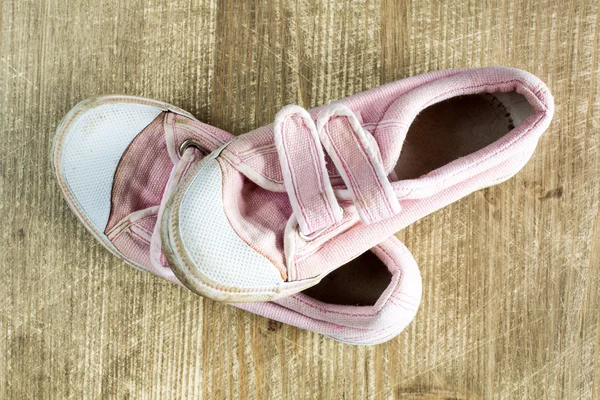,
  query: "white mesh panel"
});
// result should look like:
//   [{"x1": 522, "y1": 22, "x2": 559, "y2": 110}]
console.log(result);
[
  {"x1": 178, "y1": 159, "x2": 283, "y2": 288},
  {"x1": 60, "y1": 103, "x2": 163, "y2": 231}
]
